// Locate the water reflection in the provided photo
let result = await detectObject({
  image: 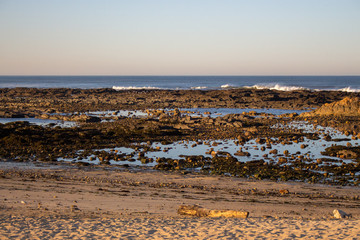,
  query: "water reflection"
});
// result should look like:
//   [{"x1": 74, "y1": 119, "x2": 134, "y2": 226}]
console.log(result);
[
  {"x1": 0, "y1": 118, "x2": 77, "y2": 128},
  {"x1": 58, "y1": 122, "x2": 359, "y2": 171}
]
